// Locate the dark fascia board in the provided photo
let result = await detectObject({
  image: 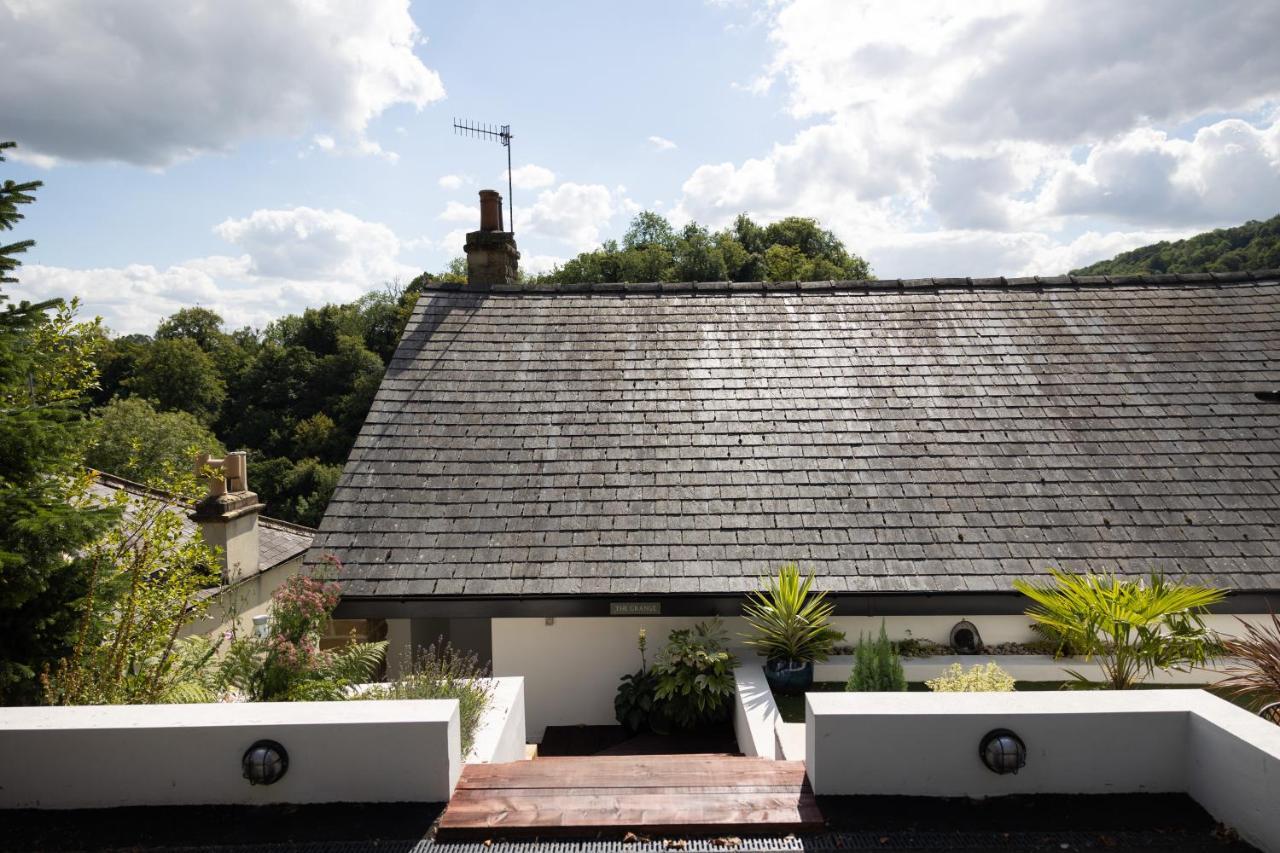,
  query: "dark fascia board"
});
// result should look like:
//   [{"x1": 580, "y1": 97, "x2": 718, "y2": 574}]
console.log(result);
[{"x1": 333, "y1": 590, "x2": 1280, "y2": 620}]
